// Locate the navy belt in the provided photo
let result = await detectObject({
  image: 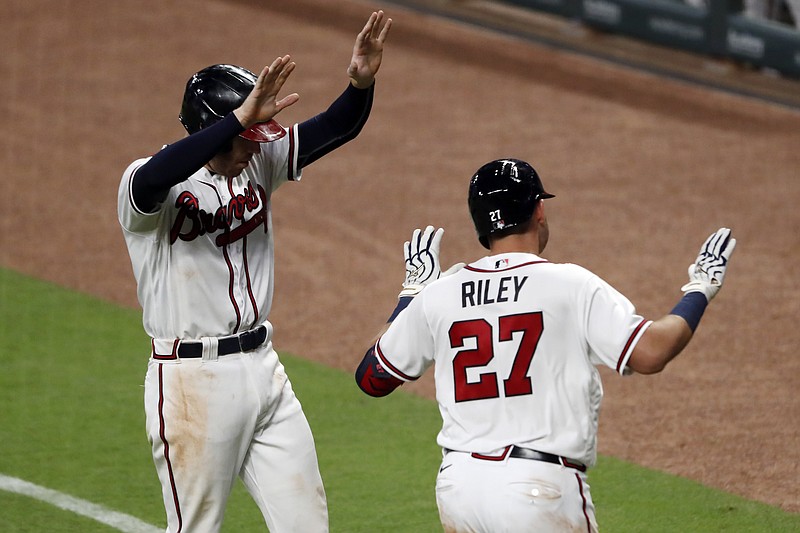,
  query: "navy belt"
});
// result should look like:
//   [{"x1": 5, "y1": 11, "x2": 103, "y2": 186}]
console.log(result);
[
  {"x1": 177, "y1": 326, "x2": 268, "y2": 358},
  {"x1": 445, "y1": 446, "x2": 587, "y2": 472}
]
